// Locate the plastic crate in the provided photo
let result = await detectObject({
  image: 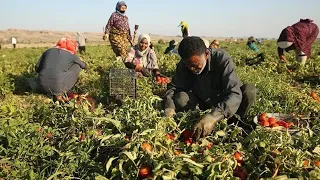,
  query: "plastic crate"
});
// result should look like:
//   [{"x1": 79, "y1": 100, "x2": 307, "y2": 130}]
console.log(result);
[{"x1": 109, "y1": 68, "x2": 137, "y2": 98}]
